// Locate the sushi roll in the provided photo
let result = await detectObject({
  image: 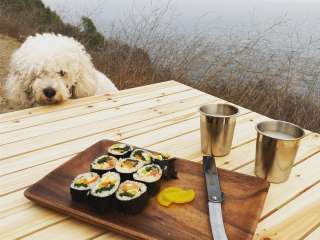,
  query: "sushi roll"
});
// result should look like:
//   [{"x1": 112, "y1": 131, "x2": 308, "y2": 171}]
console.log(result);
[
  {"x1": 130, "y1": 149, "x2": 153, "y2": 165},
  {"x1": 115, "y1": 158, "x2": 143, "y2": 181},
  {"x1": 90, "y1": 155, "x2": 117, "y2": 176},
  {"x1": 153, "y1": 153, "x2": 178, "y2": 180},
  {"x1": 133, "y1": 164, "x2": 162, "y2": 196},
  {"x1": 107, "y1": 143, "x2": 133, "y2": 159},
  {"x1": 116, "y1": 180, "x2": 148, "y2": 214},
  {"x1": 70, "y1": 172, "x2": 99, "y2": 202},
  {"x1": 88, "y1": 172, "x2": 121, "y2": 212}
]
